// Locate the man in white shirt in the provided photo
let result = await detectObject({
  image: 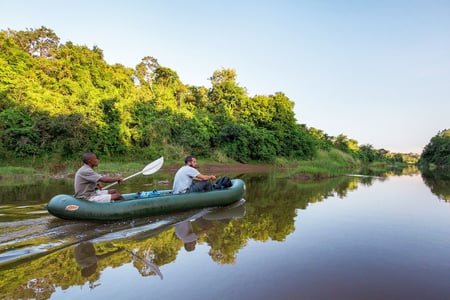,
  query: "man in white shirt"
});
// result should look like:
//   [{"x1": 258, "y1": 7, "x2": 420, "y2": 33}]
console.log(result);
[{"x1": 172, "y1": 156, "x2": 216, "y2": 194}]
